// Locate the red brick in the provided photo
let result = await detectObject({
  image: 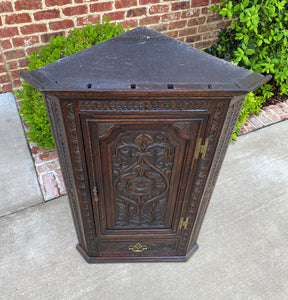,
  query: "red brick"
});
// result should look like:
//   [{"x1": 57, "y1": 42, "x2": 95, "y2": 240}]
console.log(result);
[
  {"x1": 201, "y1": 7, "x2": 210, "y2": 14},
  {"x1": 62, "y1": 5, "x2": 88, "y2": 16},
  {"x1": 172, "y1": 1, "x2": 190, "y2": 11},
  {"x1": 41, "y1": 31, "x2": 64, "y2": 43},
  {"x1": 202, "y1": 30, "x2": 220, "y2": 40},
  {"x1": 207, "y1": 14, "x2": 223, "y2": 23},
  {"x1": 30, "y1": 144, "x2": 46, "y2": 156},
  {"x1": 34, "y1": 9, "x2": 60, "y2": 21},
  {"x1": 0, "y1": 65, "x2": 6, "y2": 74},
  {"x1": 247, "y1": 115, "x2": 265, "y2": 129},
  {"x1": 37, "y1": 160, "x2": 60, "y2": 174},
  {"x1": 0, "y1": 27, "x2": 19, "y2": 38},
  {"x1": 276, "y1": 102, "x2": 288, "y2": 115},
  {"x1": 149, "y1": 4, "x2": 169, "y2": 15},
  {"x1": 198, "y1": 23, "x2": 218, "y2": 33},
  {"x1": 55, "y1": 170, "x2": 66, "y2": 195},
  {"x1": 11, "y1": 69, "x2": 25, "y2": 79},
  {"x1": 45, "y1": 0, "x2": 71, "y2": 6},
  {"x1": 75, "y1": 0, "x2": 98, "y2": 2},
  {"x1": 121, "y1": 19, "x2": 138, "y2": 28},
  {"x1": 21, "y1": 23, "x2": 47, "y2": 35},
  {"x1": 13, "y1": 79, "x2": 22, "y2": 88},
  {"x1": 1, "y1": 84, "x2": 12, "y2": 93},
  {"x1": 243, "y1": 121, "x2": 256, "y2": 132},
  {"x1": 127, "y1": 7, "x2": 146, "y2": 18},
  {"x1": 151, "y1": 24, "x2": 167, "y2": 32},
  {"x1": 49, "y1": 20, "x2": 74, "y2": 30},
  {"x1": 34, "y1": 151, "x2": 59, "y2": 165},
  {"x1": 8, "y1": 61, "x2": 18, "y2": 70},
  {"x1": 41, "y1": 173, "x2": 59, "y2": 200},
  {"x1": 0, "y1": 2, "x2": 13, "y2": 12},
  {"x1": 186, "y1": 36, "x2": 202, "y2": 44},
  {"x1": 115, "y1": 0, "x2": 137, "y2": 9},
  {"x1": 161, "y1": 12, "x2": 181, "y2": 22},
  {"x1": 90, "y1": 2, "x2": 113, "y2": 12},
  {"x1": 139, "y1": 15, "x2": 160, "y2": 26},
  {"x1": 26, "y1": 46, "x2": 41, "y2": 56},
  {"x1": 18, "y1": 58, "x2": 29, "y2": 68},
  {"x1": 188, "y1": 16, "x2": 206, "y2": 26},
  {"x1": 77, "y1": 15, "x2": 100, "y2": 26},
  {"x1": 219, "y1": 19, "x2": 232, "y2": 28},
  {"x1": 1, "y1": 40, "x2": 12, "y2": 50},
  {"x1": 0, "y1": 16, "x2": 2, "y2": 27},
  {"x1": 239, "y1": 124, "x2": 248, "y2": 134},
  {"x1": 12, "y1": 36, "x2": 39, "y2": 48},
  {"x1": 4, "y1": 49, "x2": 25, "y2": 60},
  {"x1": 179, "y1": 27, "x2": 197, "y2": 37},
  {"x1": 165, "y1": 31, "x2": 179, "y2": 38},
  {"x1": 191, "y1": 0, "x2": 209, "y2": 7},
  {"x1": 268, "y1": 105, "x2": 288, "y2": 120},
  {"x1": 168, "y1": 20, "x2": 187, "y2": 30},
  {"x1": 193, "y1": 40, "x2": 215, "y2": 49},
  {"x1": 0, "y1": 74, "x2": 10, "y2": 83},
  {"x1": 181, "y1": 8, "x2": 200, "y2": 18},
  {"x1": 5, "y1": 13, "x2": 32, "y2": 25},
  {"x1": 140, "y1": 0, "x2": 159, "y2": 3},
  {"x1": 15, "y1": 0, "x2": 42, "y2": 10},
  {"x1": 106, "y1": 11, "x2": 125, "y2": 20}
]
